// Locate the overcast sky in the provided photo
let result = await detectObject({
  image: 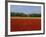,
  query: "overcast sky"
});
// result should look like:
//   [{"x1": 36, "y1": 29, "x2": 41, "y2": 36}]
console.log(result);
[{"x1": 10, "y1": 5, "x2": 41, "y2": 14}]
